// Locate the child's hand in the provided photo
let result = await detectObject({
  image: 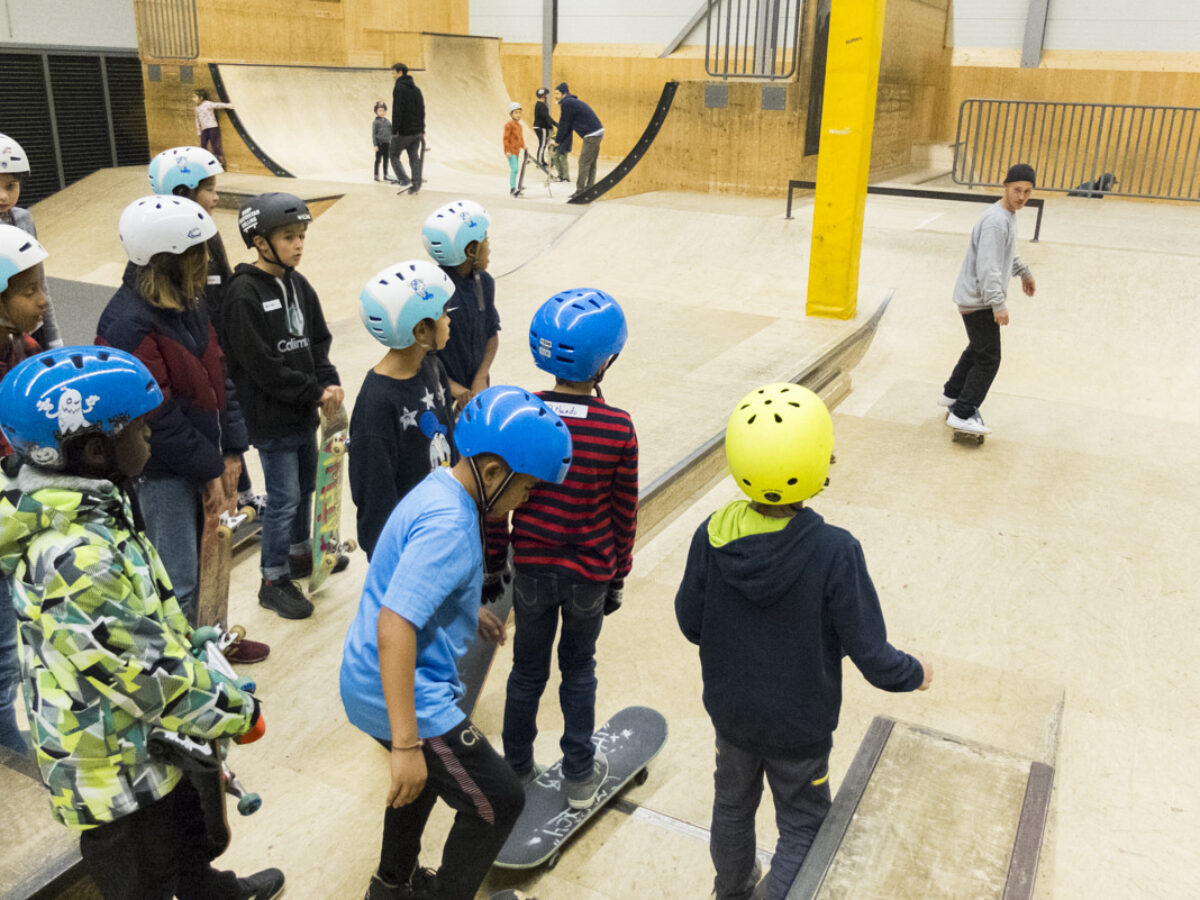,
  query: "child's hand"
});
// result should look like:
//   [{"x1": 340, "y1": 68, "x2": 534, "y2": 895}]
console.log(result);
[
  {"x1": 387, "y1": 747, "x2": 427, "y2": 807},
  {"x1": 1022, "y1": 276, "x2": 1036, "y2": 297},
  {"x1": 914, "y1": 652, "x2": 933, "y2": 691},
  {"x1": 478, "y1": 606, "x2": 506, "y2": 645},
  {"x1": 221, "y1": 456, "x2": 241, "y2": 501},
  {"x1": 201, "y1": 477, "x2": 226, "y2": 517},
  {"x1": 319, "y1": 385, "x2": 345, "y2": 417}
]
